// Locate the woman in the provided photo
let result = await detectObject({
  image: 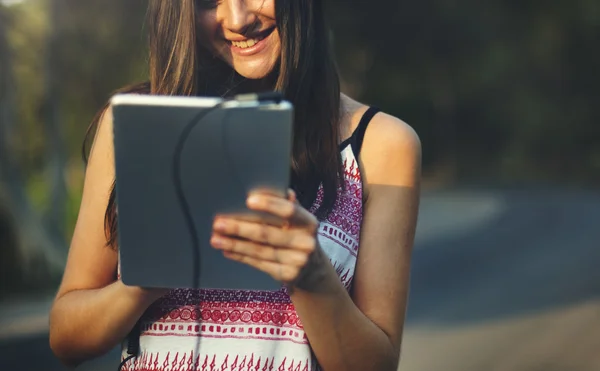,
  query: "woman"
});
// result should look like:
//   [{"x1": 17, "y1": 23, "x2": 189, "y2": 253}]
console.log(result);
[{"x1": 49, "y1": 1, "x2": 421, "y2": 370}]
